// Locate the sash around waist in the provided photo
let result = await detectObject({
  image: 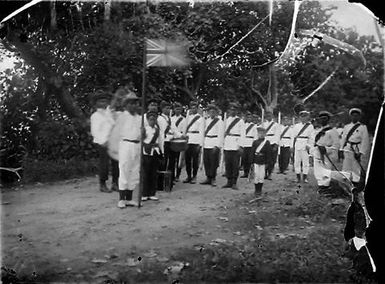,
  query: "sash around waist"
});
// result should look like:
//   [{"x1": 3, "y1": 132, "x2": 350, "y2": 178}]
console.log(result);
[
  {"x1": 226, "y1": 134, "x2": 240, "y2": 137},
  {"x1": 188, "y1": 130, "x2": 199, "y2": 133},
  {"x1": 246, "y1": 136, "x2": 254, "y2": 138},
  {"x1": 123, "y1": 139, "x2": 140, "y2": 143},
  {"x1": 205, "y1": 135, "x2": 218, "y2": 138},
  {"x1": 347, "y1": 141, "x2": 360, "y2": 145}
]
